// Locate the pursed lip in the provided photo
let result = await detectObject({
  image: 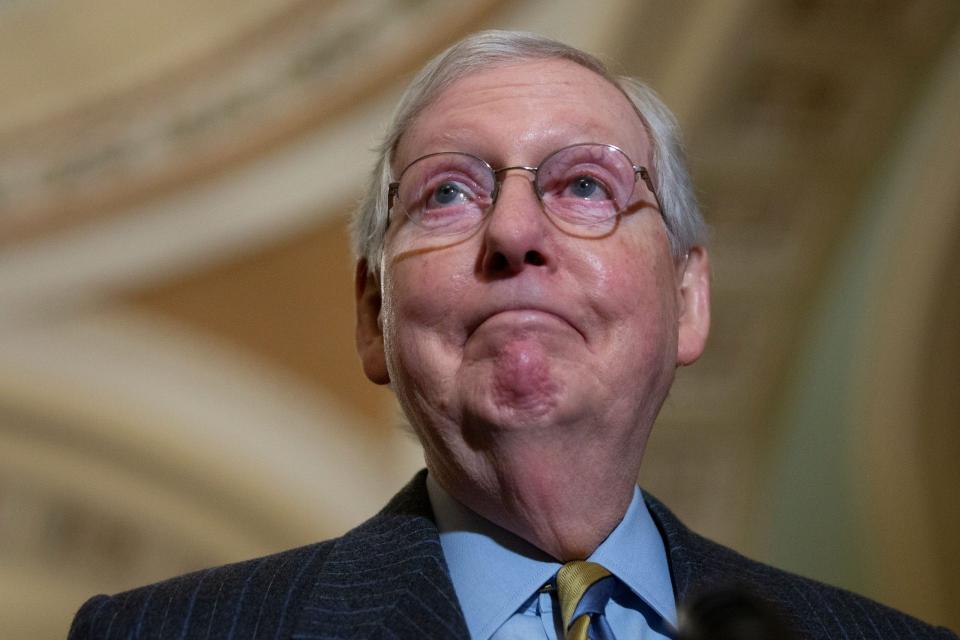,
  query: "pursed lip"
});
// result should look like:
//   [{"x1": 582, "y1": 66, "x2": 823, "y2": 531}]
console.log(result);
[{"x1": 466, "y1": 302, "x2": 585, "y2": 342}]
